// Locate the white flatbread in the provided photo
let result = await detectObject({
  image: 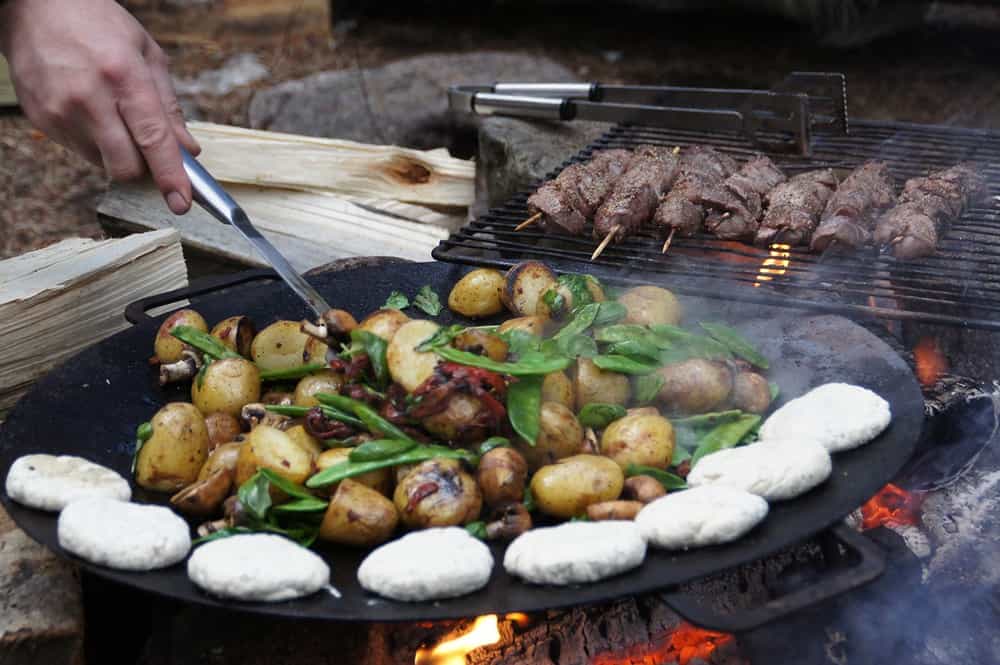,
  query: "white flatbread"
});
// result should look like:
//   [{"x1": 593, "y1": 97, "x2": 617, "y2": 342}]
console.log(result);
[
  {"x1": 636, "y1": 486, "x2": 768, "y2": 550},
  {"x1": 6, "y1": 454, "x2": 131, "y2": 512},
  {"x1": 760, "y1": 382, "x2": 891, "y2": 453},
  {"x1": 504, "y1": 520, "x2": 646, "y2": 586},
  {"x1": 58, "y1": 498, "x2": 189, "y2": 571},
  {"x1": 357, "y1": 527, "x2": 493, "y2": 601},
  {"x1": 188, "y1": 534, "x2": 329, "y2": 602},
  {"x1": 687, "y1": 437, "x2": 832, "y2": 501}
]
